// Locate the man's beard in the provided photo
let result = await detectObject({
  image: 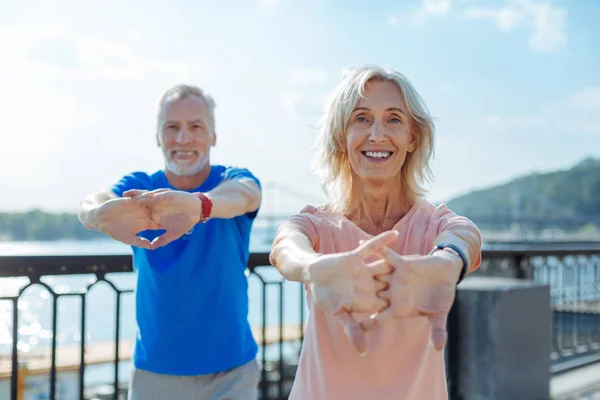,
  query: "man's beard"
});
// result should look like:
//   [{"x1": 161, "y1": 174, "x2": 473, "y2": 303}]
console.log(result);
[{"x1": 164, "y1": 152, "x2": 209, "y2": 176}]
